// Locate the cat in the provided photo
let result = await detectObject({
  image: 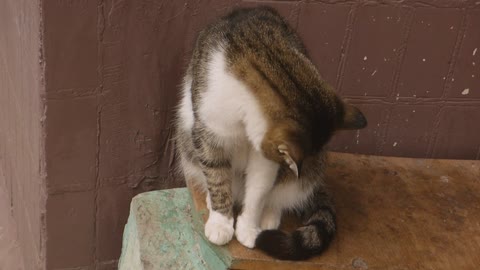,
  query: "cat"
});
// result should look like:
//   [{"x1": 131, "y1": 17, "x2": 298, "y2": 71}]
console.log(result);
[{"x1": 174, "y1": 6, "x2": 367, "y2": 260}]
